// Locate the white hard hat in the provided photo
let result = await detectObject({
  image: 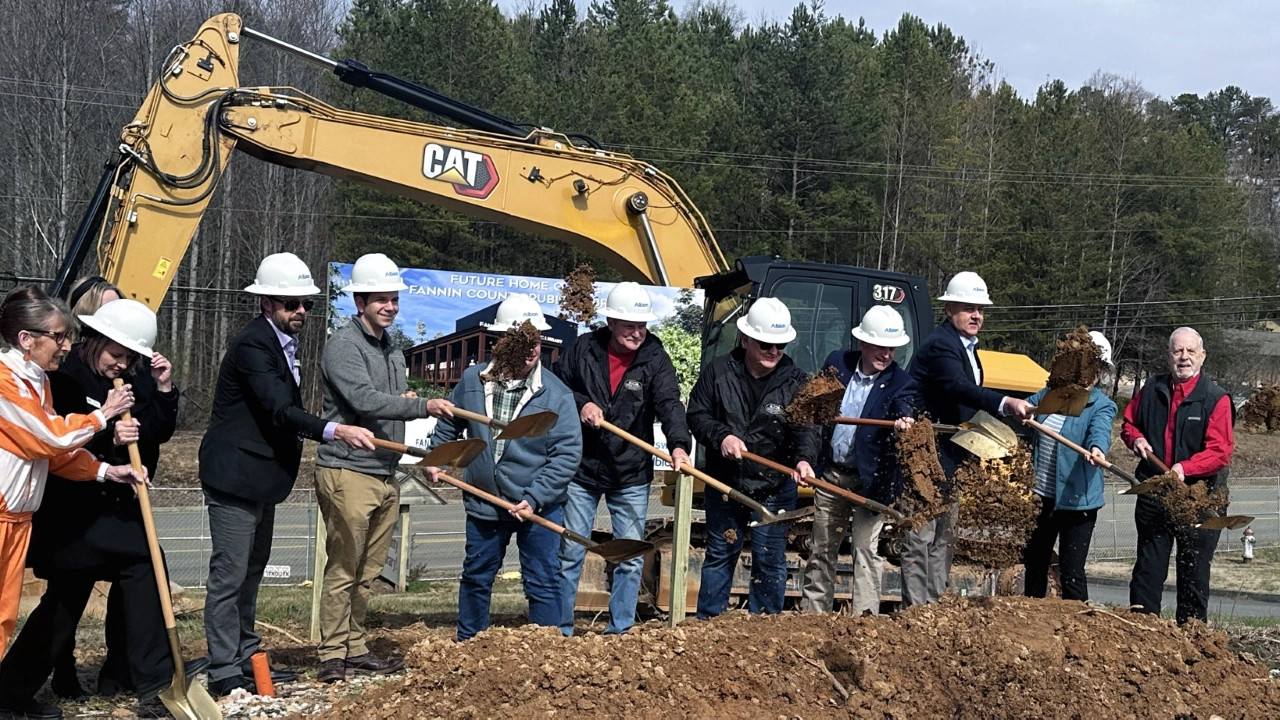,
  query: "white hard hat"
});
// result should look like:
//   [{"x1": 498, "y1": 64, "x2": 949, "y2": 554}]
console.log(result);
[
  {"x1": 78, "y1": 299, "x2": 156, "y2": 358},
  {"x1": 344, "y1": 253, "x2": 408, "y2": 293},
  {"x1": 1088, "y1": 330, "x2": 1113, "y2": 366},
  {"x1": 484, "y1": 293, "x2": 551, "y2": 331},
  {"x1": 852, "y1": 305, "x2": 910, "y2": 348},
  {"x1": 244, "y1": 252, "x2": 321, "y2": 296},
  {"x1": 937, "y1": 271, "x2": 993, "y2": 305},
  {"x1": 600, "y1": 282, "x2": 657, "y2": 322},
  {"x1": 737, "y1": 297, "x2": 796, "y2": 344}
]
